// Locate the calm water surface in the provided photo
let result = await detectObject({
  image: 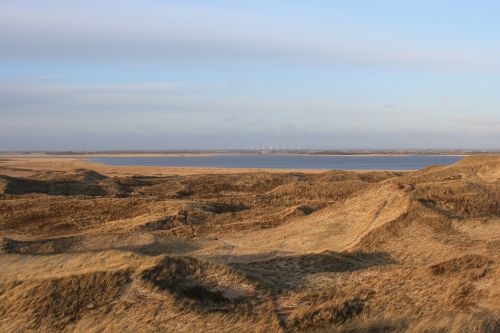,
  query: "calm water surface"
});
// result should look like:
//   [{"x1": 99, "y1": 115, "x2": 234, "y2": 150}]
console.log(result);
[{"x1": 92, "y1": 155, "x2": 463, "y2": 170}]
